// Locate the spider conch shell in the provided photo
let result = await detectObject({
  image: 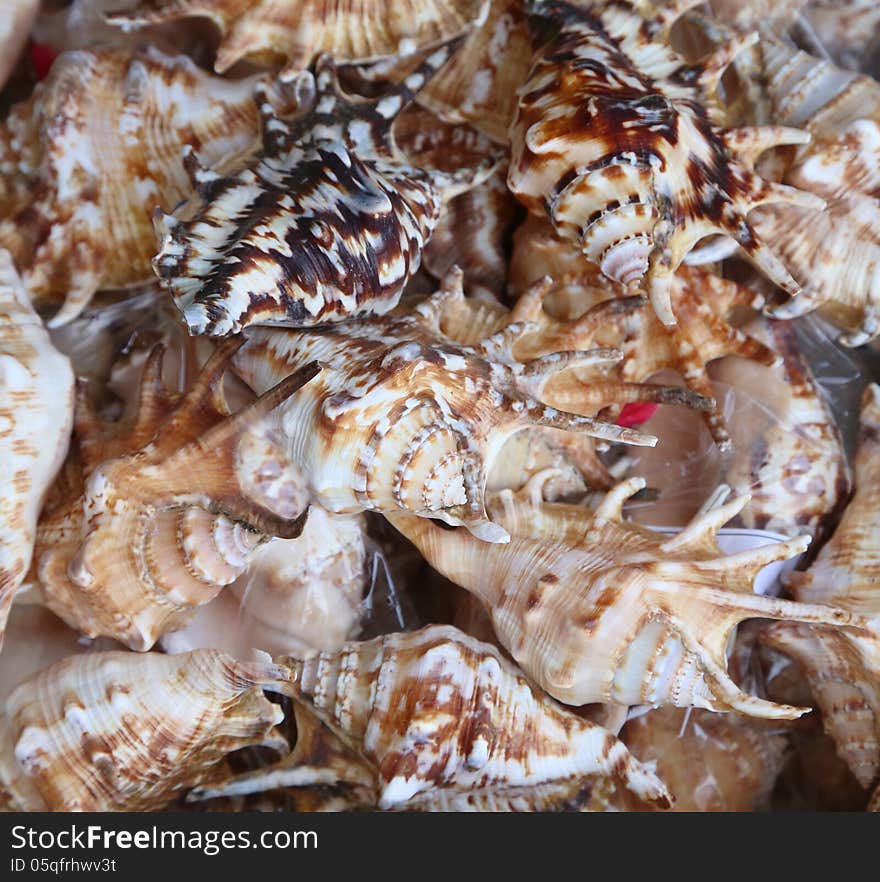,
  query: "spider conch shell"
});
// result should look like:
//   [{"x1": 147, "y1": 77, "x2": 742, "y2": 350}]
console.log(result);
[
  {"x1": 616, "y1": 706, "x2": 789, "y2": 812},
  {"x1": 0, "y1": 649, "x2": 290, "y2": 811},
  {"x1": 753, "y1": 40, "x2": 880, "y2": 345},
  {"x1": 388, "y1": 472, "x2": 854, "y2": 714},
  {"x1": 507, "y1": 0, "x2": 823, "y2": 325},
  {"x1": 764, "y1": 384, "x2": 880, "y2": 790},
  {"x1": 231, "y1": 271, "x2": 658, "y2": 541},
  {"x1": 0, "y1": 0, "x2": 38, "y2": 90},
  {"x1": 0, "y1": 45, "x2": 264, "y2": 326},
  {"x1": 32, "y1": 339, "x2": 320, "y2": 650},
  {"x1": 108, "y1": 0, "x2": 489, "y2": 78},
  {"x1": 274, "y1": 625, "x2": 673, "y2": 809},
  {"x1": 155, "y1": 46, "x2": 497, "y2": 336},
  {"x1": 0, "y1": 252, "x2": 74, "y2": 647}
]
